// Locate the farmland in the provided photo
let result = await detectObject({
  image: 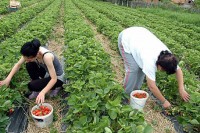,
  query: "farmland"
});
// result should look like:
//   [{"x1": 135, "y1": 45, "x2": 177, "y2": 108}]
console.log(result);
[{"x1": 0, "y1": 0, "x2": 199, "y2": 132}]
